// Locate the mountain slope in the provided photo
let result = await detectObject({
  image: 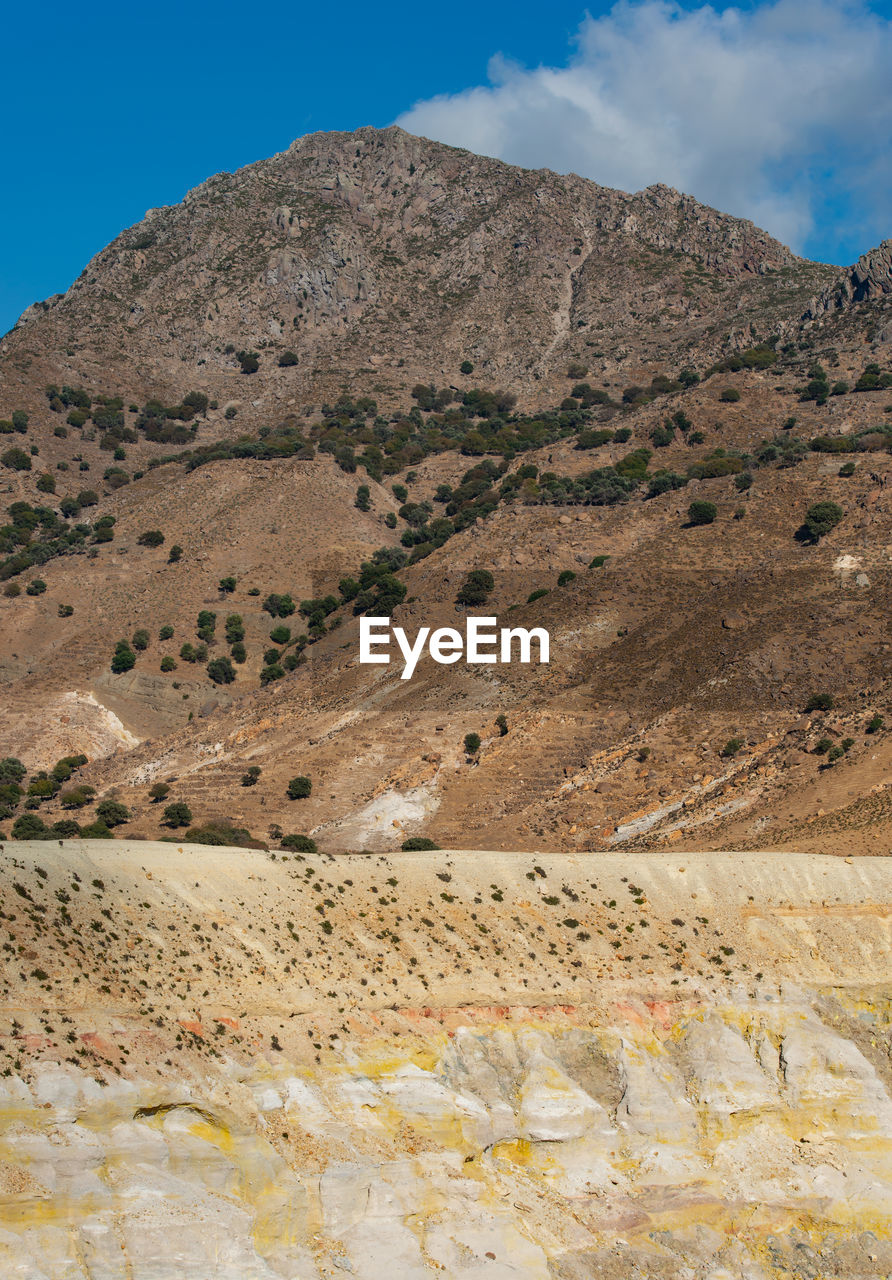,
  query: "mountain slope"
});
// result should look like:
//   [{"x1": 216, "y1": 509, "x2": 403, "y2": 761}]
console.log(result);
[{"x1": 2, "y1": 126, "x2": 832, "y2": 422}]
